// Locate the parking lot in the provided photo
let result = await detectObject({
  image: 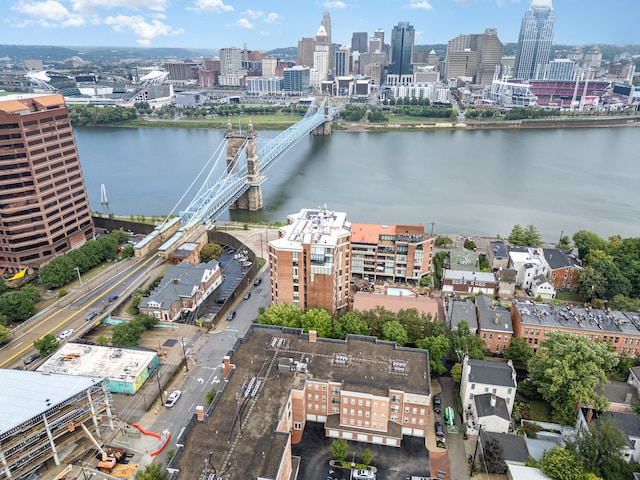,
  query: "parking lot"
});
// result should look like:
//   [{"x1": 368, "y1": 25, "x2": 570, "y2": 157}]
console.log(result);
[{"x1": 292, "y1": 423, "x2": 429, "y2": 480}]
